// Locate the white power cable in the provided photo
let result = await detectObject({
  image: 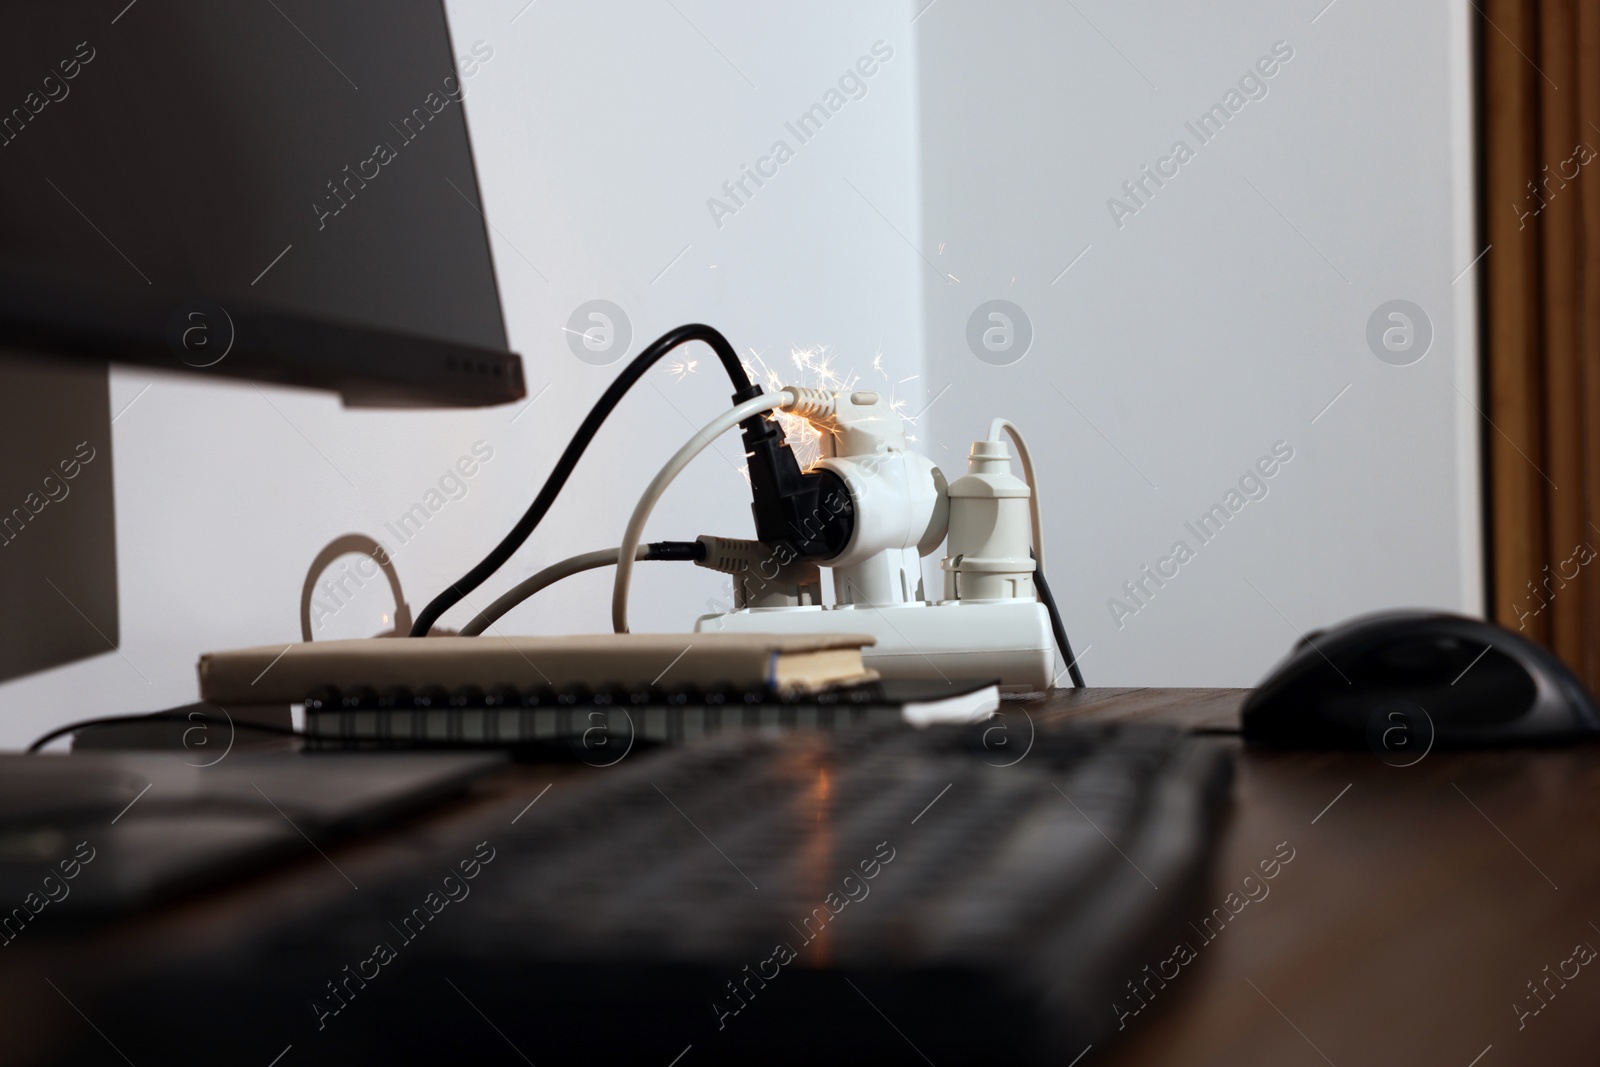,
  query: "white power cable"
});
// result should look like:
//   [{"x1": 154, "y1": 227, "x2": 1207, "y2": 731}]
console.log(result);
[
  {"x1": 461, "y1": 546, "x2": 644, "y2": 637},
  {"x1": 612, "y1": 389, "x2": 796, "y2": 633},
  {"x1": 988, "y1": 417, "x2": 1043, "y2": 573}
]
